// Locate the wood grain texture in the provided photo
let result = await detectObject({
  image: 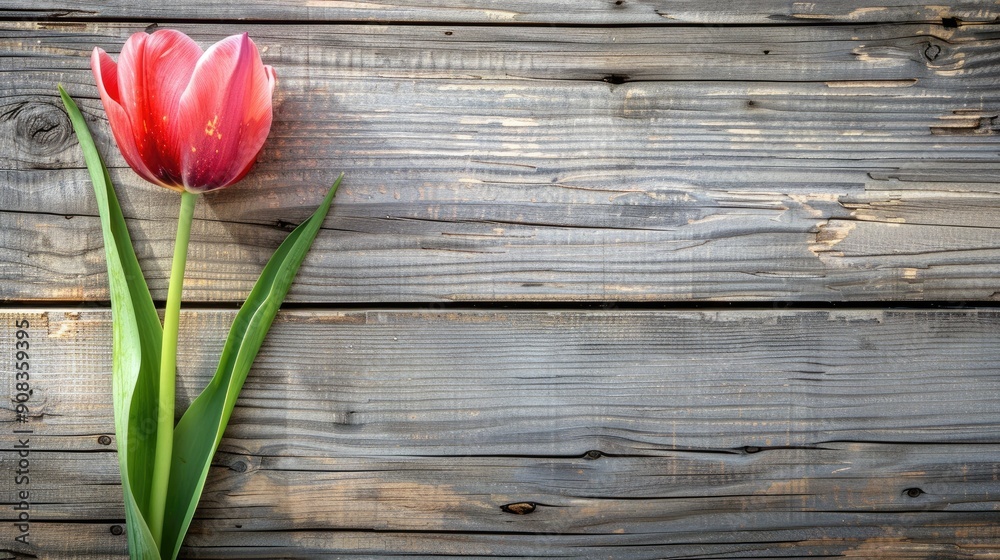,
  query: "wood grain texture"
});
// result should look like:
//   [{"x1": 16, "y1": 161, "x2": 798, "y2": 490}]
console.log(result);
[
  {"x1": 4, "y1": 22, "x2": 1000, "y2": 302},
  {"x1": 3, "y1": 0, "x2": 1000, "y2": 25},
  {"x1": 3, "y1": 309, "x2": 1000, "y2": 558},
  {"x1": 4, "y1": 3, "x2": 1000, "y2": 559}
]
